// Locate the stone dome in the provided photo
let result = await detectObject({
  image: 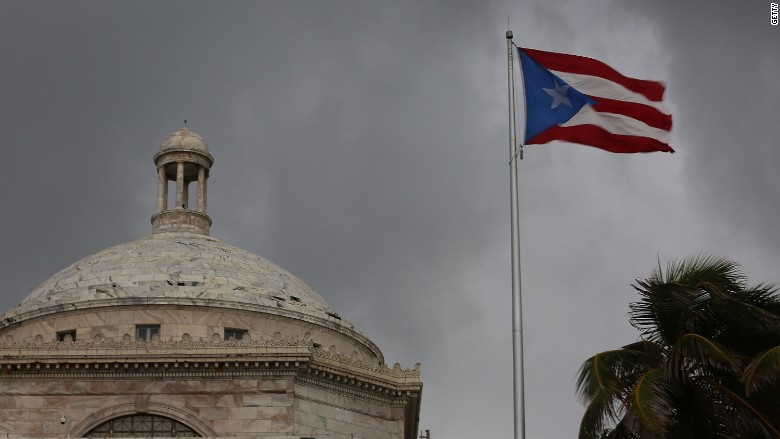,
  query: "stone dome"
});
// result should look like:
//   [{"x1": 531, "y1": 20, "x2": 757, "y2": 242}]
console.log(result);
[
  {"x1": 160, "y1": 127, "x2": 209, "y2": 153},
  {"x1": 0, "y1": 232, "x2": 379, "y2": 355},
  {"x1": 0, "y1": 126, "x2": 387, "y2": 363}
]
